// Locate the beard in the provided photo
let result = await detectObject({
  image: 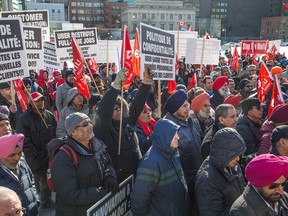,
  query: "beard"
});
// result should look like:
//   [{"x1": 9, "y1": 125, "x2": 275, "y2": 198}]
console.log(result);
[
  {"x1": 219, "y1": 88, "x2": 230, "y2": 98},
  {"x1": 198, "y1": 109, "x2": 211, "y2": 119}
]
